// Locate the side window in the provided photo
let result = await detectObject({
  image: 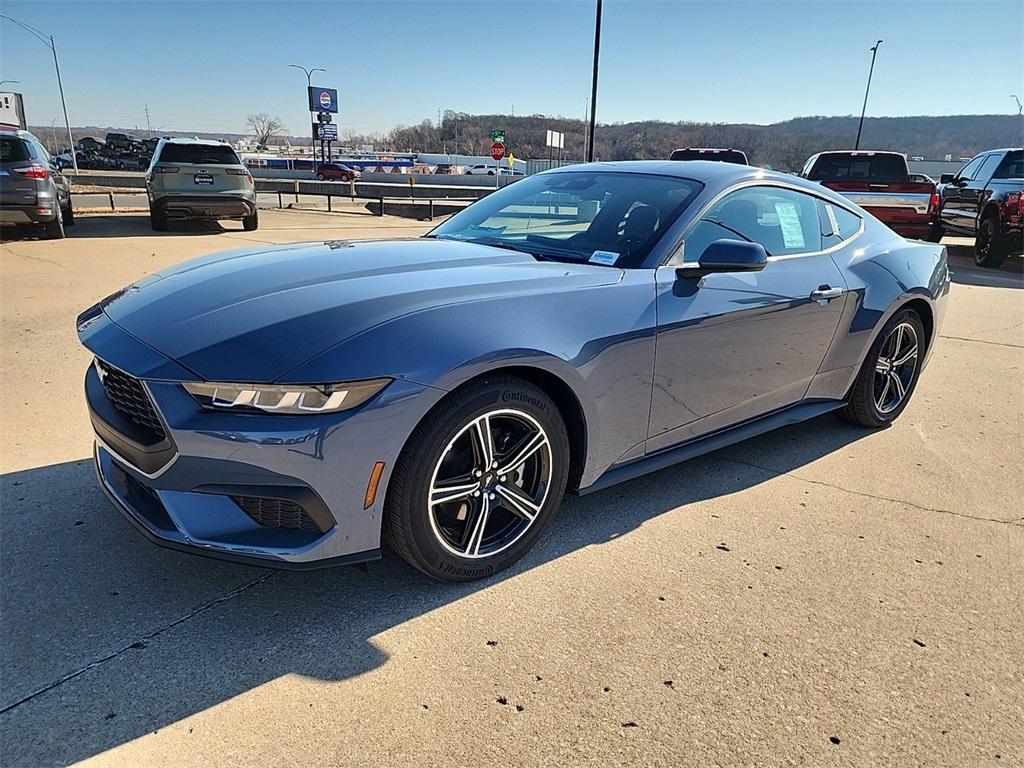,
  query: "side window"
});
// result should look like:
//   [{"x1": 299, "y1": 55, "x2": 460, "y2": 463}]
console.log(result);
[
  {"x1": 993, "y1": 150, "x2": 1022, "y2": 180},
  {"x1": 686, "y1": 186, "x2": 823, "y2": 260},
  {"x1": 974, "y1": 154, "x2": 1002, "y2": 184},
  {"x1": 830, "y1": 204, "x2": 862, "y2": 240},
  {"x1": 956, "y1": 155, "x2": 986, "y2": 181}
]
